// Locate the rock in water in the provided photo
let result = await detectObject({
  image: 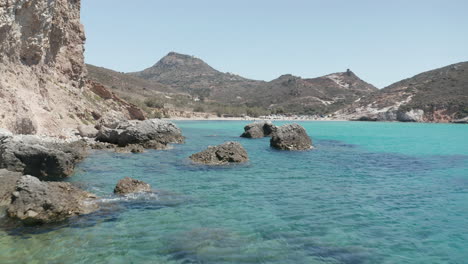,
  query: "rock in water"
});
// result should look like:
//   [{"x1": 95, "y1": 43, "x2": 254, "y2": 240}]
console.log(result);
[
  {"x1": 114, "y1": 177, "x2": 152, "y2": 195},
  {"x1": 96, "y1": 119, "x2": 184, "y2": 149},
  {"x1": 190, "y1": 142, "x2": 248, "y2": 165},
  {"x1": 240, "y1": 121, "x2": 277, "y2": 138},
  {"x1": 0, "y1": 135, "x2": 87, "y2": 181},
  {"x1": 7, "y1": 175, "x2": 98, "y2": 225},
  {"x1": 0, "y1": 169, "x2": 22, "y2": 207},
  {"x1": 270, "y1": 124, "x2": 312, "y2": 150}
]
